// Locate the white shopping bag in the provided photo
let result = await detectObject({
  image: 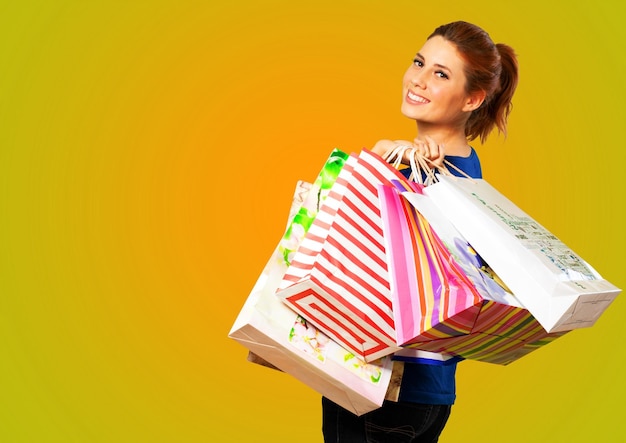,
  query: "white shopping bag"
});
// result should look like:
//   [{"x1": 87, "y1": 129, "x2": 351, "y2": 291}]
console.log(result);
[
  {"x1": 229, "y1": 171, "x2": 399, "y2": 416},
  {"x1": 420, "y1": 175, "x2": 620, "y2": 333}
]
